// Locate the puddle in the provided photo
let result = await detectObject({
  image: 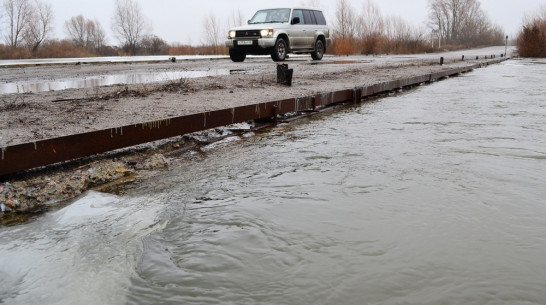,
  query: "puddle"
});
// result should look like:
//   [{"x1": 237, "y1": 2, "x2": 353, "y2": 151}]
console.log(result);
[
  {"x1": 310, "y1": 60, "x2": 372, "y2": 65},
  {"x1": 0, "y1": 69, "x2": 232, "y2": 94}
]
